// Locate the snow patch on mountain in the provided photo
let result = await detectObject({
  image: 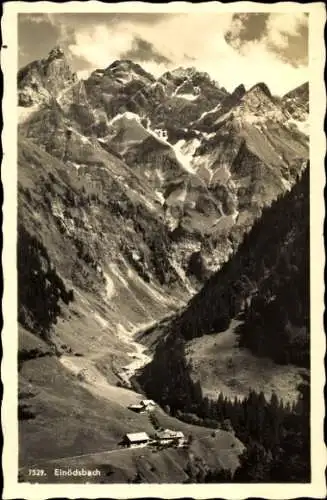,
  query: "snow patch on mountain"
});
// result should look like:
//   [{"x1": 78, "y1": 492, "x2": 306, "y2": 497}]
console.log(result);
[
  {"x1": 214, "y1": 109, "x2": 233, "y2": 125},
  {"x1": 176, "y1": 93, "x2": 199, "y2": 101},
  {"x1": 56, "y1": 81, "x2": 79, "y2": 108},
  {"x1": 156, "y1": 168, "x2": 165, "y2": 183},
  {"x1": 94, "y1": 312, "x2": 109, "y2": 329},
  {"x1": 172, "y1": 138, "x2": 201, "y2": 174},
  {"x1": 18, "y1": 105, "x2": 40, "y2": 124},
  {"x1": 155, "y1": 190, "x2": 166, "y2": 205},
  {"x1": 165, "y1": 210, "x2": 180, "y2": 232},
  {"x1": 202, "y1": 131, "x2": 216, "y2": 140},
  {"x1": 232, "y1": 209, "x2": 239, "y2": 222},
  {"x1": 281, "y1": 178, "x2": 292, "y2": 191},
  {"x1": 169, "y1": 258, "x2": 197, "y2": 295},
  {"x1": 67, "y1": 126, "x2": 91, "y2": 144},
  {"x1": 104, "y1": 273, "x2": 115, "y2": 300},
  {"x1": 198, "y1": 103, "x2": 222, "y2": 122},
  {"x1": 110, "y1": 111, "x2": 142, "y2": 125},
  {"x1": 109, "y1": 263, "x2": 129, "y2": 288}
]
